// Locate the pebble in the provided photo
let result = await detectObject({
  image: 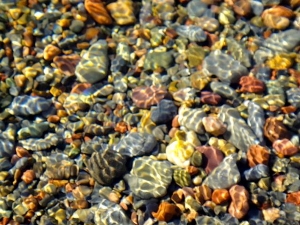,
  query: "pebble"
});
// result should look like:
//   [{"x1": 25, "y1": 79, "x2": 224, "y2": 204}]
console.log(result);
[
  {"x1": 246, "y1": 101, "x2": 265, "y2": 143},
  {"x1": 75, "y1": 40, "x2": 109, "y2": 84},
  {"x1": 202, "y1": 50, "x2": 248, "y2": 84},
  {"x1": 228, "y1": 185, "x2": 250, "y2": 219},
  {"x1": 203, "y1": 153, "x2": 240, "y2": 189},
  {"x1": 143, "y1": 51, "x2": 174, "y2": 71},
  {"x1": 150, "y1": 99, "x2": 177, "y2": 124},
  {"x1": 114, "y1": 132, "x2": 158, "y2": 157},
  {"x1": 196, "y1": 146, "x2": 224, "y2": 174},
  {"x1": 124, "y1": 157, "x2": 172, "y2": 199},
  {"x1": 87, "y1": 149, "x2": 127, "y2": 186},
  {"x1": 131, "y1": 86, "x2": 168, "y2": 109},
  {"x1": 262, "y1": 29, "x2": 300, "y2": 53},
  {"x1": 84, "y1": 0, "x2": 112, "y2": 25},
  {"x1": 53, "y1": 54, "x2": 81, "y2": 76},
  {"x1": 166, "y1": 140, "x2": 194, "y2": 168},
  {"x1": 218, "y1": 105, "x2": 258, "y2": 152},
  {"x1": 244, "y1": 164, "x2": 270, "y2": 181},
  {"x1": 178, "y1": 108, "x2": 207, "y2": 134},
  {"x1": 43, "y1": 44, "x2": 61, "y2": 61},
  {"x1": 247, "y1": 144, "x2": 270, "y2": 167},
  {"x1": 107, "y1": 0, "x2": 136, "y2": 25},
  {"x1": 286, "y1": 87, "x2": 300, "y2": 108},
  {"x1": 210, "y1": 81, "x2": 238, "y2": 100},
  {"x1": 8, "y1": 95, "x2": 52, "y2": 116},
  {"x1": 174, "y1": 25, "x2": 207, "y2": 42}
]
